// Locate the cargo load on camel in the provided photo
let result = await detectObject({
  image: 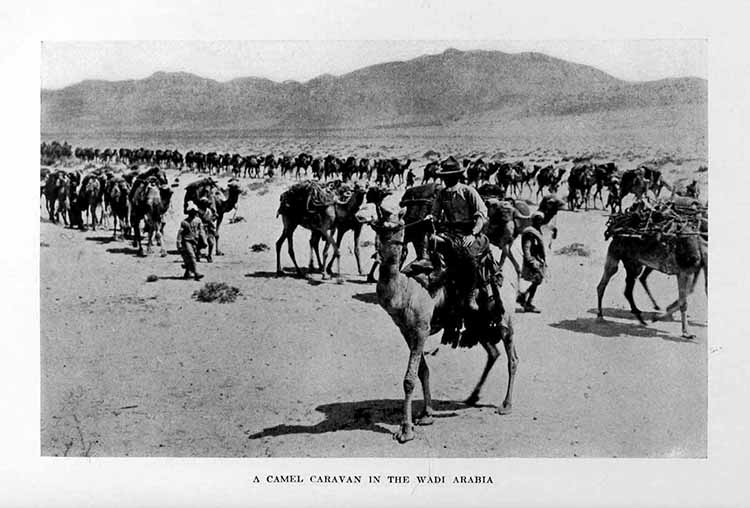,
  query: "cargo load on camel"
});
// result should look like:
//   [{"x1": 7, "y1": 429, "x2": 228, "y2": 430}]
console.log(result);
[
  {"x1": 277, "y1": 180, "x2": 336, "y2": 218},
  {"x1": 604, "y1": 199, "x2": 708, "y2": 242}
]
